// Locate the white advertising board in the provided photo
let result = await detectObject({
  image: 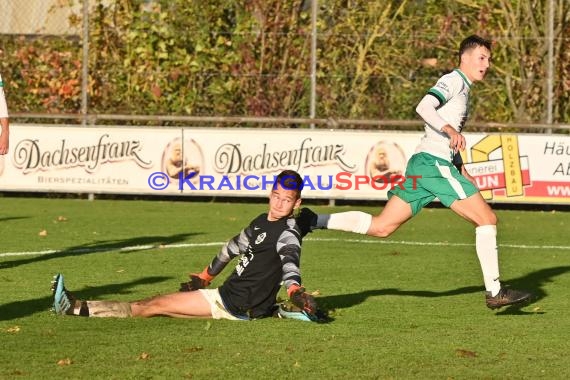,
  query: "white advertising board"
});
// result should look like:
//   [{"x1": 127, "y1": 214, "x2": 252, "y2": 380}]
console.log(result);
[{"x1": 0, "y1": 124, "x2": 568, "y2": 204}]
